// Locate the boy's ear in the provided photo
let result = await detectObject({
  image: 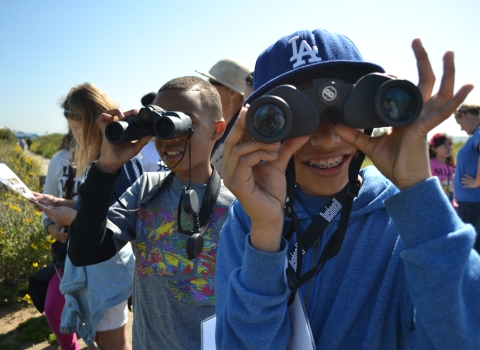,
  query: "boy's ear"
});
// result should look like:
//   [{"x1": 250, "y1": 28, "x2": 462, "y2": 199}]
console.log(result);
[{"x1": 212, "y1": 120, "x2": 226, "y2": 141}]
